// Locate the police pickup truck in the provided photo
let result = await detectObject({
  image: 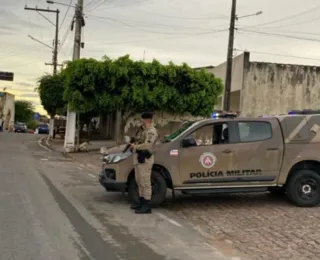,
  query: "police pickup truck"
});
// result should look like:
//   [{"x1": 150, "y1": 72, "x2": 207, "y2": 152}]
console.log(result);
[{"x1": 99, "y1": 110, "x2": 320, "y2": 207}]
